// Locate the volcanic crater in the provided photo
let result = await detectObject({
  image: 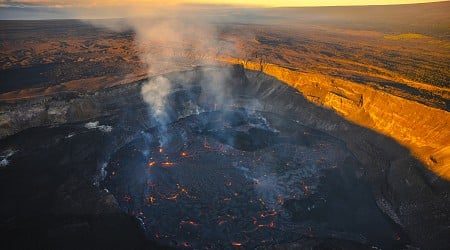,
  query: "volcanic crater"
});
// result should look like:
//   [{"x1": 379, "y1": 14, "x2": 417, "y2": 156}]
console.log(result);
[
  {"x1": 101, "y1": 65, "x2": 407, "y2": 249},
  {"x1": 1, "y1": 65, "x2": 447, "y2": 249}
]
